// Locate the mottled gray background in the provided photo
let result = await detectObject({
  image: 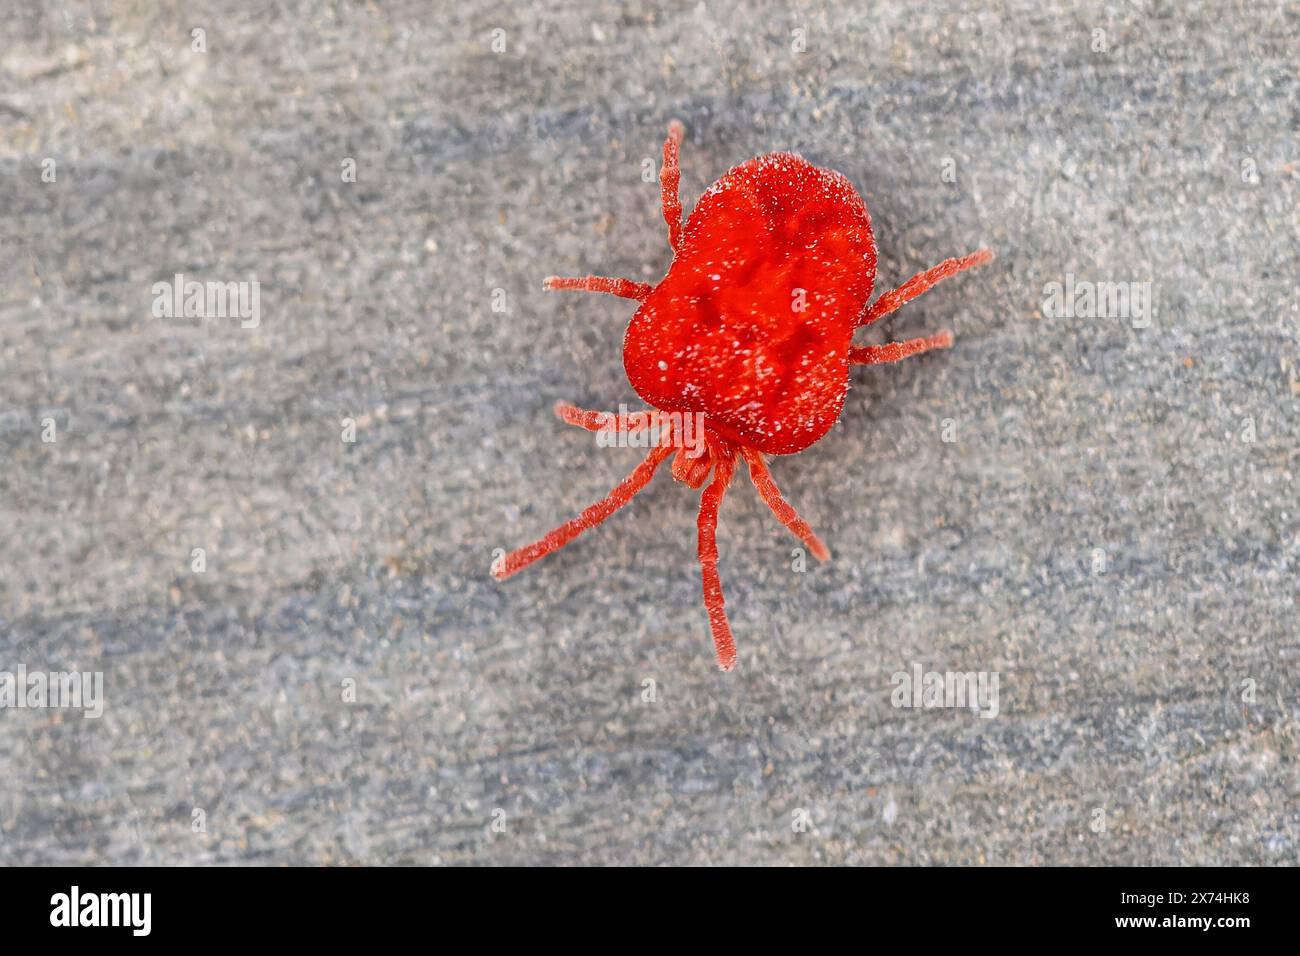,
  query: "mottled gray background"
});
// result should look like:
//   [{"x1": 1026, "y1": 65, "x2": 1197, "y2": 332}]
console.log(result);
[{"x1": 0, "y1": 1, "x2": 1296, "y2": 865}]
